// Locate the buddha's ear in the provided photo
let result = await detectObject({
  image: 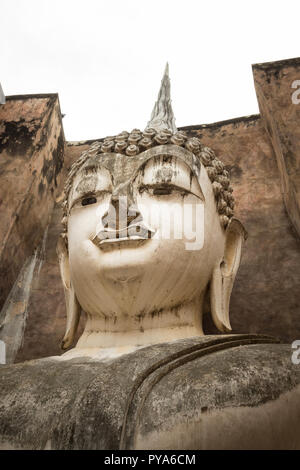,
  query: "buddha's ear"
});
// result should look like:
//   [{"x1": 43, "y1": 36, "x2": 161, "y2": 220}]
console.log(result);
[
  {"x1": 210, "y1": 218, "x2": 247, "y2": 332},
  {"x1": 56, "y1": 234, "x2": 81, "y2": 350}
]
